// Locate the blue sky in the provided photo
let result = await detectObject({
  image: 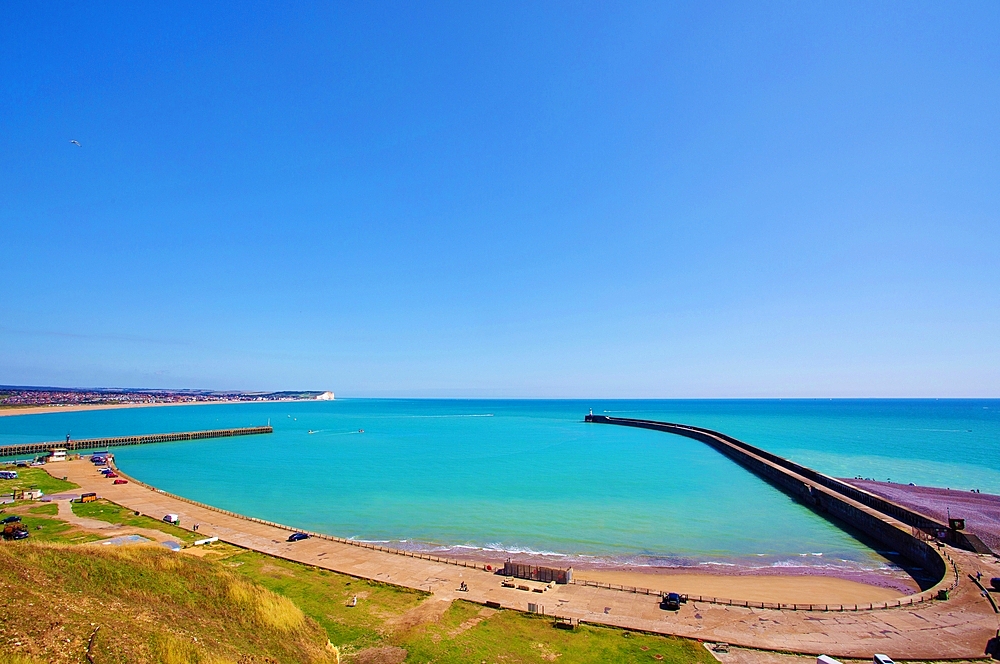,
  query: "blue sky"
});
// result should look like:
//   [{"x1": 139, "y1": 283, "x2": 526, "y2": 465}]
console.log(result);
[{"x1": 1, "y1": 2, "x2": 997, "y2": 397}]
